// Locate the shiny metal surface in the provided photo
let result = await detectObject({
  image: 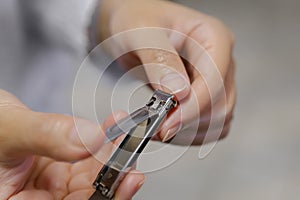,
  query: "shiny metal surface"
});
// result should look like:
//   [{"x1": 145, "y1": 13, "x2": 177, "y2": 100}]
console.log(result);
[{"x1": 91, "y1": 90, "x2": 176, "y2": 199}]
